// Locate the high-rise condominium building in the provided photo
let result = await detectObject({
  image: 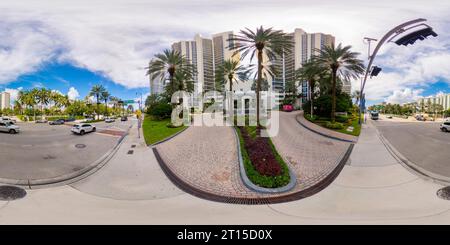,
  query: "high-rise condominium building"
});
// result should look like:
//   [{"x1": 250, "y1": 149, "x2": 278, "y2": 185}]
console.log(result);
[
  {"x1": 270, "y1": 28, "x2": 337, "y2": 105},
  {"x1": 417, "y1": 93, "x2": 450, "y2": 111},
  {"x1": 212, "y1": 31, "x2": 240, "y2": 92},
  {"x1": 0, "y1": 92, "x2": 11, "y2": 110},
  {"x1": 172, "y1": 34, "x2": 215, "y2": 96},
  {"x1": 171, "y1": 32, "x2": 239, "y2": 97}
]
